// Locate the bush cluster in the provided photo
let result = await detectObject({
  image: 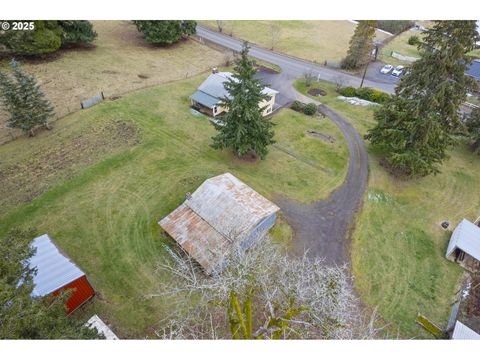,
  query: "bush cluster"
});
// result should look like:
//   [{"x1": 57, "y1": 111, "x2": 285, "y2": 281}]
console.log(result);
[
  {"x1": 337, "y1": 86, "x2": 390, "y2": 104},
  {"x1": 408, "y1": 35, "x2": 420, "y2": 46},
  {"x1": 290, "y1": 101, "x2": 317, "y2": 116}
]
